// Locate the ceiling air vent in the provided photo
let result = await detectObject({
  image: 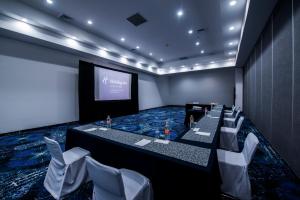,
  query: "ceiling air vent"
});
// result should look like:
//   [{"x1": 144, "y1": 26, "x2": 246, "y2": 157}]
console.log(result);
[
  {"x1": 179, "y1": 56, "x2": 189, "y2": 60},
  {"x1": 197, "y1": 28, "x2": 205, "y2": 33},
  {"x1": 58, "y1": 14, "x2": 73, "y2": 22},
  {"x1": 127, "y1": 13, "x2": 147, "y2": 26}
]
